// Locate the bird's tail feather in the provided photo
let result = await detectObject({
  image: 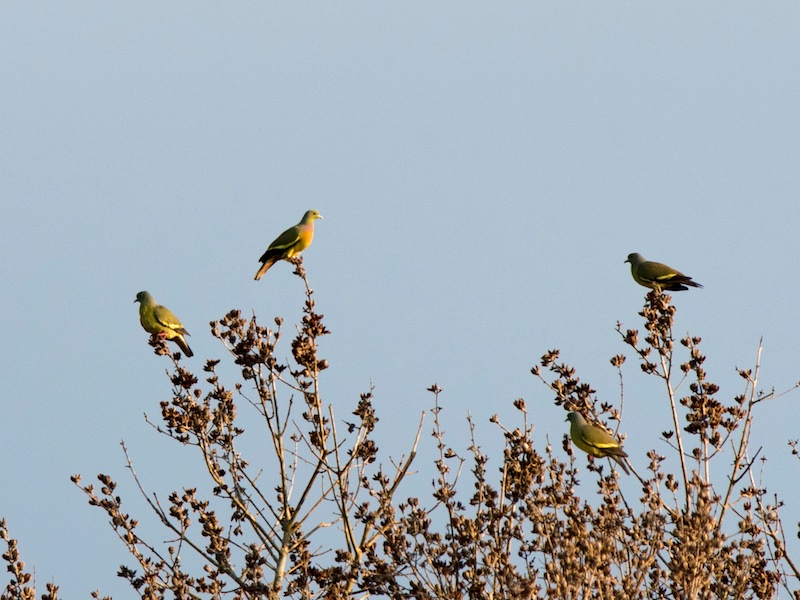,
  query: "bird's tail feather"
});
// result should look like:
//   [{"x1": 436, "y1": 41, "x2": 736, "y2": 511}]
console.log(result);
[
  {"x1": 175, "y1": 335, "x2": 194, "y2": 357},
  {"x1": 613, "y1": 455, "x2": 630, "y2": 475},
  {"x1": 254, "y1": 259, "x2": 275, "y2": 281},
  {"x1": 667, "y1": 276, "x2": 702, "y2": 290}
]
